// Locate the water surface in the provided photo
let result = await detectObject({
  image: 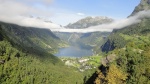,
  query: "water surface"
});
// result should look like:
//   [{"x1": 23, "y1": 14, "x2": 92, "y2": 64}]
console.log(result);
[{"x1": 55, "y1": 46, "x2": 93, "y2": 57}]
